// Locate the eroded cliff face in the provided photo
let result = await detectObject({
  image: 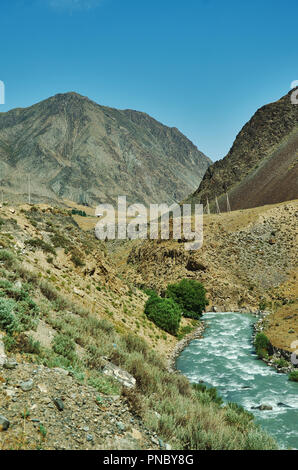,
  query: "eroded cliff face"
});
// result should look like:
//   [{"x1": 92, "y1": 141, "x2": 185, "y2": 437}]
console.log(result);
[{"x1": 0, "y1": 92, "x2": 210, "y2": 206}]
